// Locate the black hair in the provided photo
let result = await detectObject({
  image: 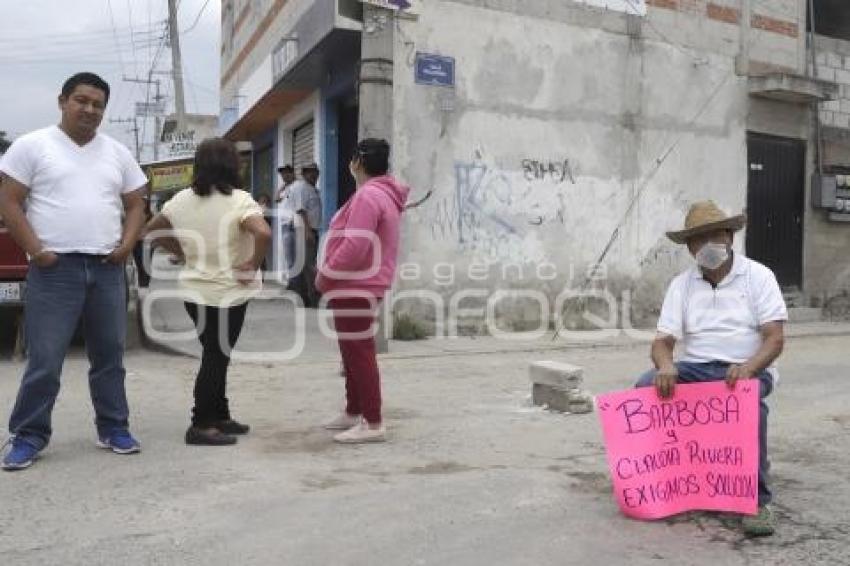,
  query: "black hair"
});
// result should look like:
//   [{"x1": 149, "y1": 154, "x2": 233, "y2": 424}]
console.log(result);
[
  {"x1": 61, "y1": 72, "x2": 110, "y2": 104},
  {"x1": 353, "y1": 138, "x2": 390, "y2": 177},
  {"x1": 191, "y1": 138, "x2": 241, "y2": 196},
  {"x1": 278, "y1": 165, "x2": 293, "y2": 173}
]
